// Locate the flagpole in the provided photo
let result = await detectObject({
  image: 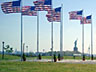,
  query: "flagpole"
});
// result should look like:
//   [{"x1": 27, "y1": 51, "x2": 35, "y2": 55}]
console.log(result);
[
  {"x1": 91, "y1": 15, "x2": 93, "y2": 60},
  {"x1": 82, "y1": 22, "x2": 85, "y2": 61},
  {"x1": 20, "y1": 0, "x2": 23, "y2": 61},
  {"x1": 51, "y1": 20, "x2": 54, "y2": 62},
  {"x1": 60, "y1": 4, "x2": 63, "y2": 59},
  {"x1": 51, "y1": 0, "x2": 54, "y2": 62},
  {"x1": 88, "y1": 45, "x2": 91, "y2": 59},
  {"x1": 82, "y1": 11, "x2": 85, "y2": 61},
  {"x1": 37, "y1": 11, "x2": 39, "y2": 57},
  {"x1": 51, "y1": 10, "x2": 53, "y2": 62}
]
